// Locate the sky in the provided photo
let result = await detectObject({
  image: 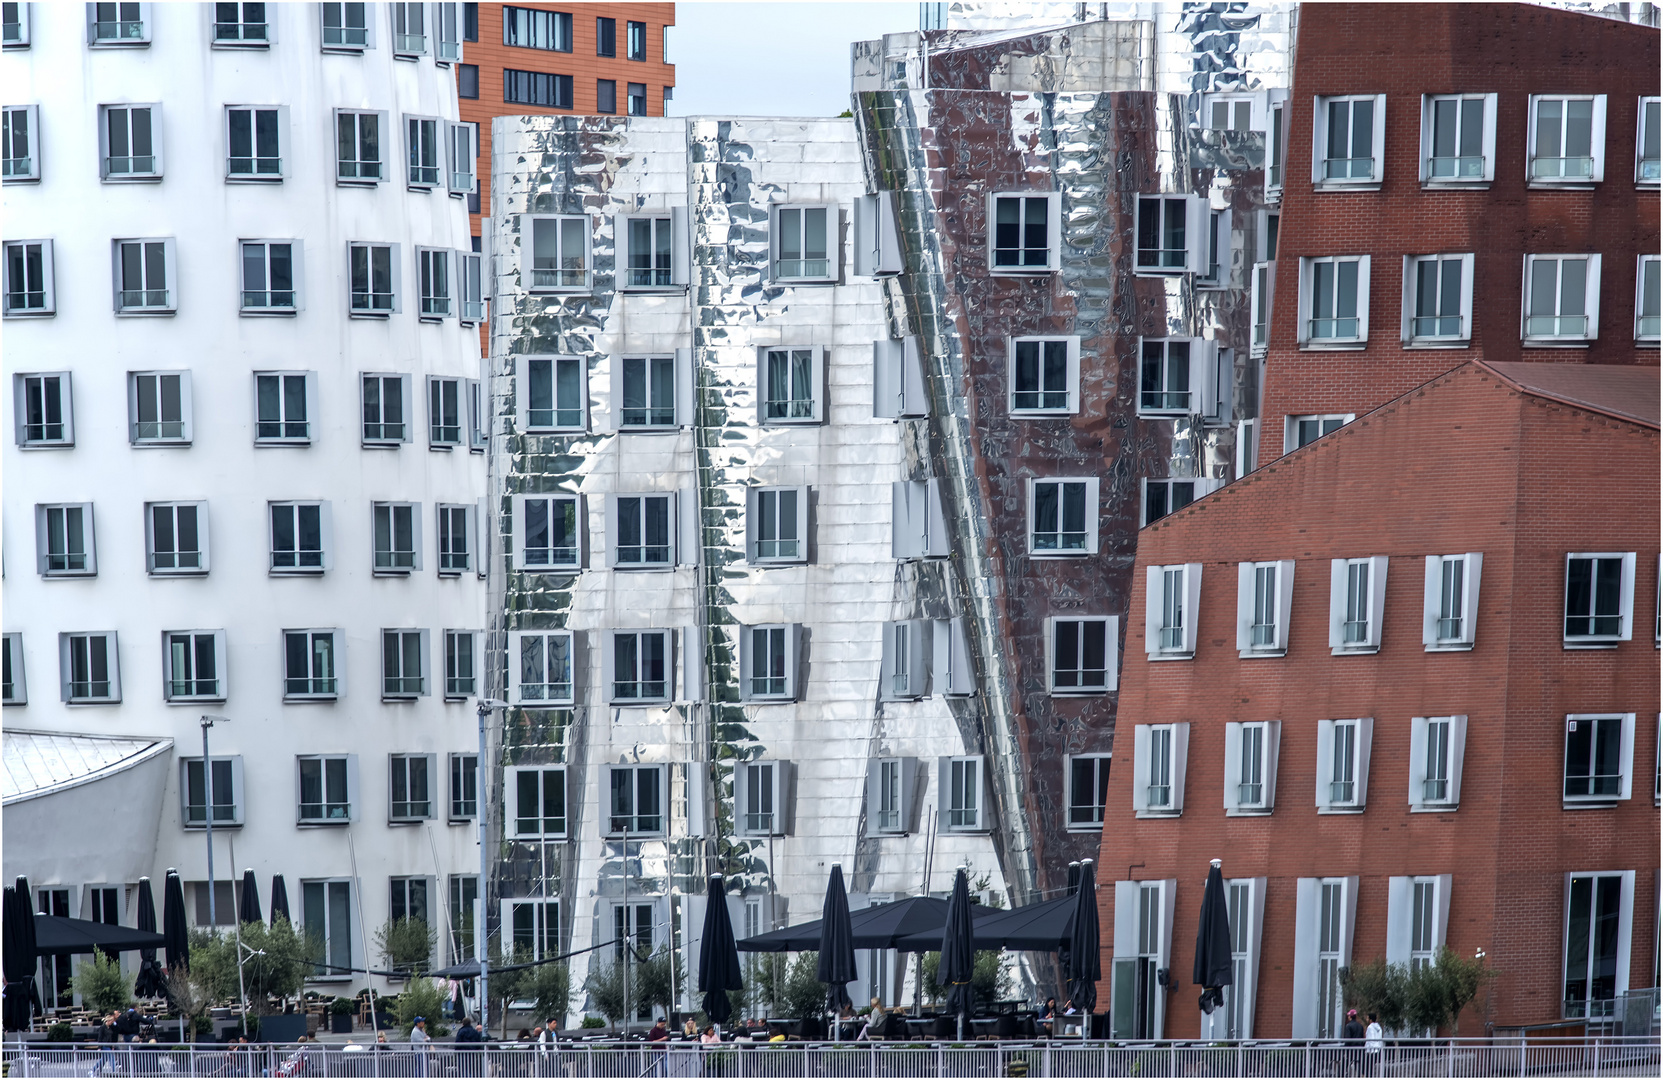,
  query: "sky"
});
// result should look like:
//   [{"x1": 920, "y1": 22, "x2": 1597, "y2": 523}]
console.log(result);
[{"x1": 667, "y1": 2, "x2": 920, "y2": 117}]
